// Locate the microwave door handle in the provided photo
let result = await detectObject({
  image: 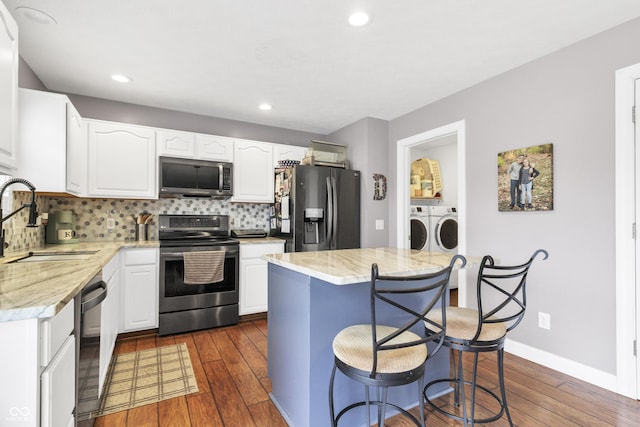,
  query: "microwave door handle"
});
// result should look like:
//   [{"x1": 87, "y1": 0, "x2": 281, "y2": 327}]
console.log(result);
[{"x1": 219, "y1": 164, "x2": 224, "y2": 189}]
